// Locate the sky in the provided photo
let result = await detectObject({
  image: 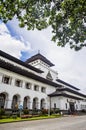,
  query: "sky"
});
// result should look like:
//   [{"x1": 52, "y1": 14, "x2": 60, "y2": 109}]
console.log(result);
[{"x1": 0, "y1": 19, "x2": 86, "y2": 94}]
